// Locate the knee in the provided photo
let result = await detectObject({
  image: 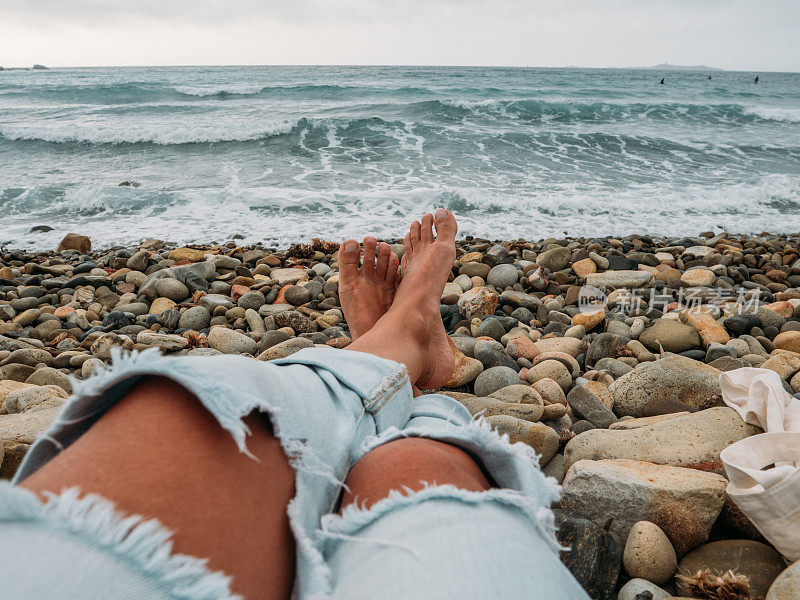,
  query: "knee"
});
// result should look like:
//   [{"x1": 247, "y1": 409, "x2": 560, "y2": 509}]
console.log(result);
[{"x1": 340, "y1": 438, "x2": 490, "y2": 510}]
